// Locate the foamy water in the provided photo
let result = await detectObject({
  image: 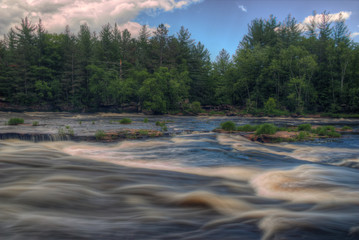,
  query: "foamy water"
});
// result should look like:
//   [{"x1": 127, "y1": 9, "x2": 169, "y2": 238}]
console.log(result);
[{"x1": 1, "y1": 116, "x2": 359, "y2": 240}]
